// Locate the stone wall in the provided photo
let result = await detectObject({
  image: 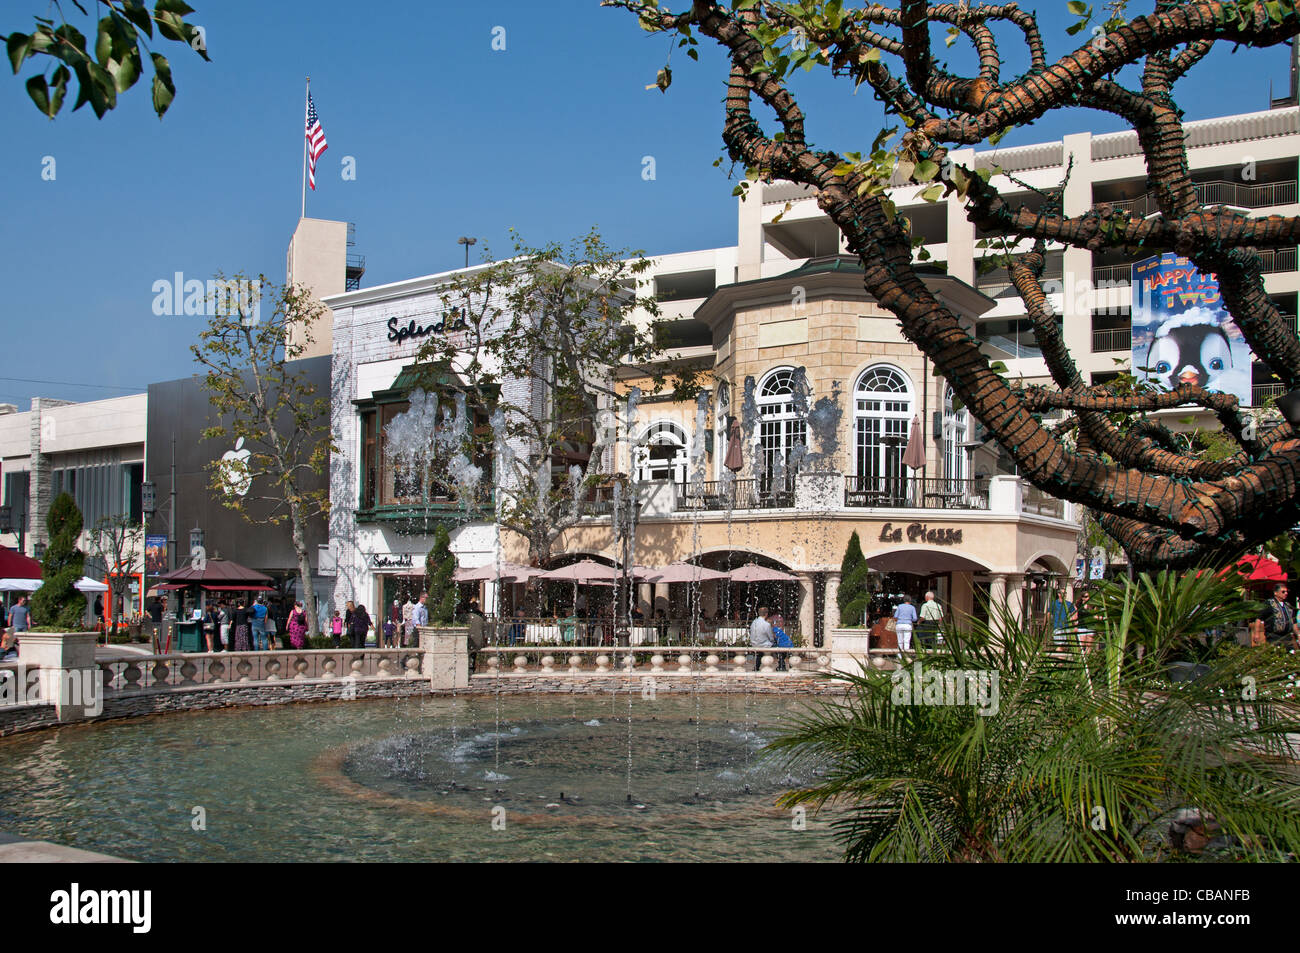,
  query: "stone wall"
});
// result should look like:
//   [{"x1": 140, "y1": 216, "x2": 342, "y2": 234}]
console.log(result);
[
  {"x1": 468, "y1": 674, "x2": 844, "y2": 695},
  {"x1": 0, "y1": 676, "x2": 429, "y2": 737}
]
